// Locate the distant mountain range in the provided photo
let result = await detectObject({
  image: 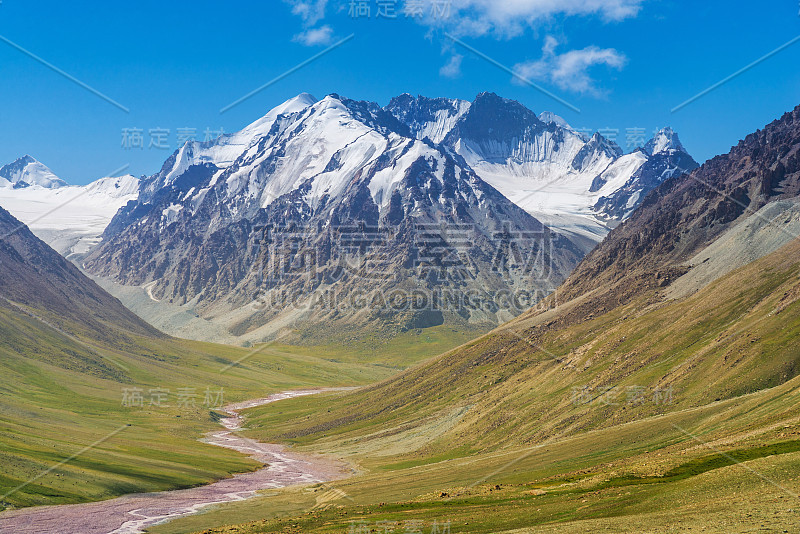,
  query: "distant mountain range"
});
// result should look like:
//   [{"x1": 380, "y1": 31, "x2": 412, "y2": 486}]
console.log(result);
[
  {"x1": 83, "y1": 93, "x2": 583, "y2": 341},
  {"x1": 387, "y1": 92, "x2": 698, "y2": 245},
  {"x1": 0, "y1": 156, "x2": 139, "y2": 258},
  {"x1": 0, "y1": 92, "x2": 698, "y2": 343}
]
